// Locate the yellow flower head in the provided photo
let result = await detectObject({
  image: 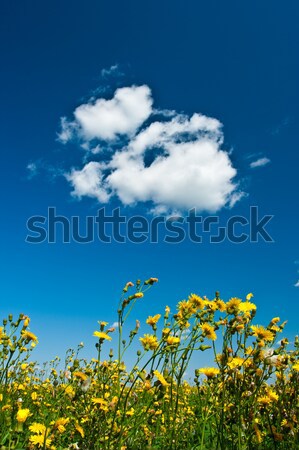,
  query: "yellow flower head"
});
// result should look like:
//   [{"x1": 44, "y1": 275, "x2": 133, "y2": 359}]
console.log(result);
[
  {"x1": 75, "y1": 422, "x2": 85, "y2": 438},
  {"x1": 93, "y1": 331, "x2": 112, "y2": 341},
  {"x1": 266, "y1": 389, "x2": 279, "y2": 402},
  {"x1": 166, "y1": 335, "x2": 180, "y2": 346},
  {"x1": 270, "y1": 317, "x2": 280, "y2": 324},
  {"x1": 177, "y1": 300, "x2": 196, "y2": 317},
  {"x1": 189, "y1": 294, "x2": 205, "y2": 310},
  {"x1": 251, "y1": 325, "x2": 274, "y2": 342},
  {"x1": 29, "y1": 435, "x2": 52, "y2": 448},
  {"x1": 197, "y1": 367, "x2": 220, "y2": 378},
  {"x1": 200, "y1": 323, "x2": 217, "y2": 341},
  {"x1": 53, "y1": 417, "x2": 70, "y2": 433},
  {"x1": 29, "y1": 423, "x2": 47, "y2": 434},
  {"x1": 21, "y1": 330, "x2": 38, "y2": 342},
  {"x1": 292, "y1": 362, "x2": 299, "y2": 372},
  {"x1": 238, "y1": 301, "x2": 257, "y2": 314},
  {"x1": 215, "y1": 299, "x2": 227, "y2": 312},
  {"x1": 73, "y1": 371, "x2": 88, "y2": 381},
  {"x1": 16, "y1": 408, "x2": 31, "y2": 423},
  {"x1": 228, "y1": 357, "x2": 244, "y2": 369},
  {"x1": 153, "y1": 370, "x2": 169, "y2": 386},
  {"x1": 146, "y1": 314, "x2": 161, "y2": 326},
  {"x1": 226, "y1": 297, "x2": 242, "y2": 314},
  {"x1": 140, "y1": 334, "x2": 159, "y2": 351}
]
